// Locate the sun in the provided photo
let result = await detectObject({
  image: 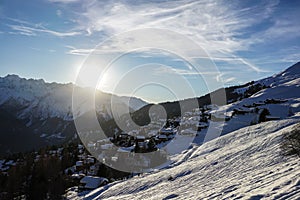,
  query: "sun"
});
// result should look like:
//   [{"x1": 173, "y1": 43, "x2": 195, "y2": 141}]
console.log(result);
[{"x1": 97, "y1": 71, "x2": 111, "y2": 92}]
